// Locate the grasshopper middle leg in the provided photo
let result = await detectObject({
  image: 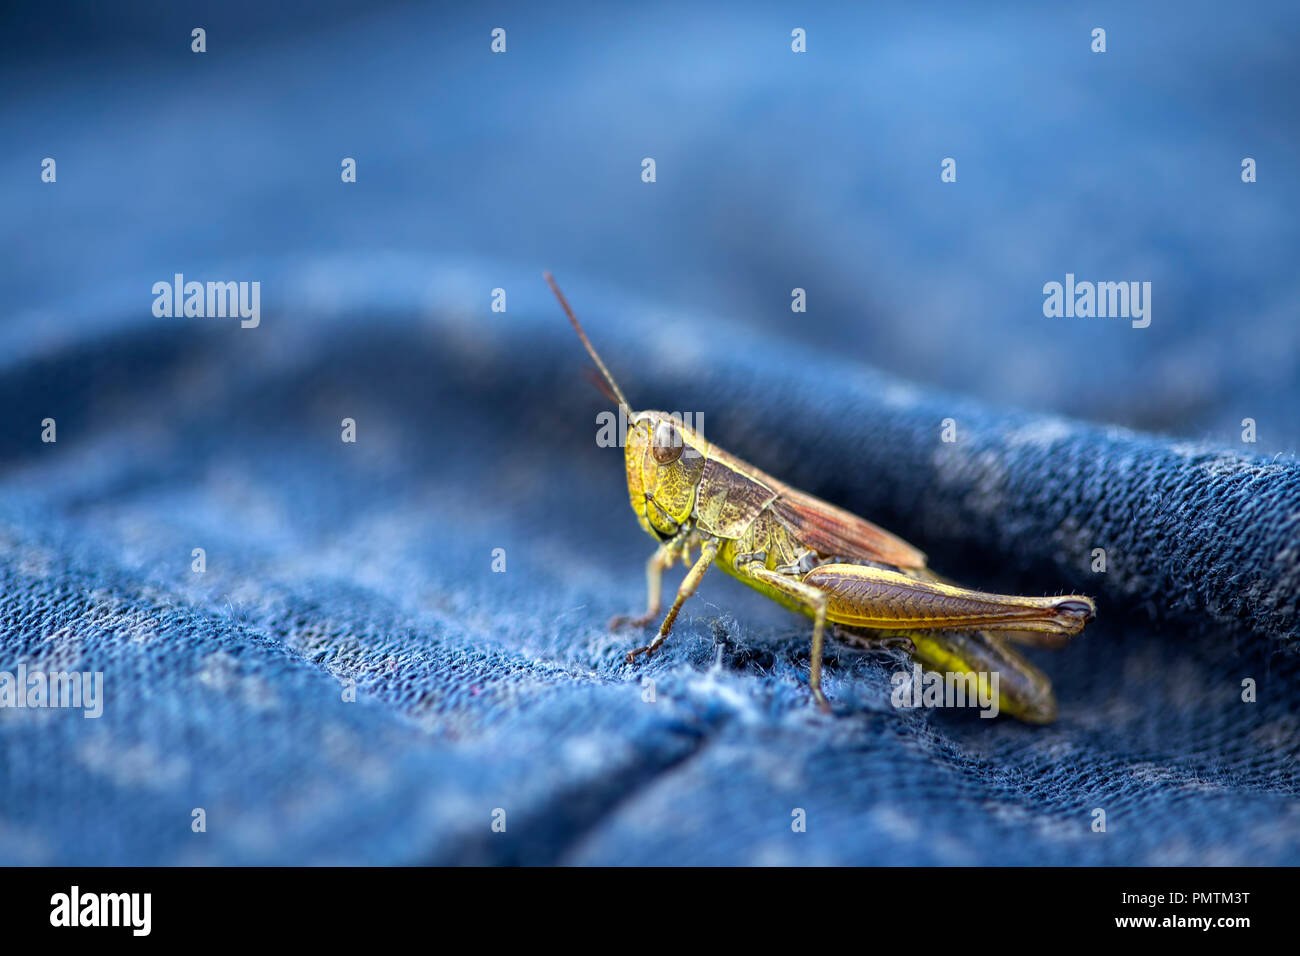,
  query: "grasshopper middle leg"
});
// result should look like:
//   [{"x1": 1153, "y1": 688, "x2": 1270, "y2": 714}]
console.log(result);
[{"x1": 733, "y1": 562, "x2": 833, "y2": 713}]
